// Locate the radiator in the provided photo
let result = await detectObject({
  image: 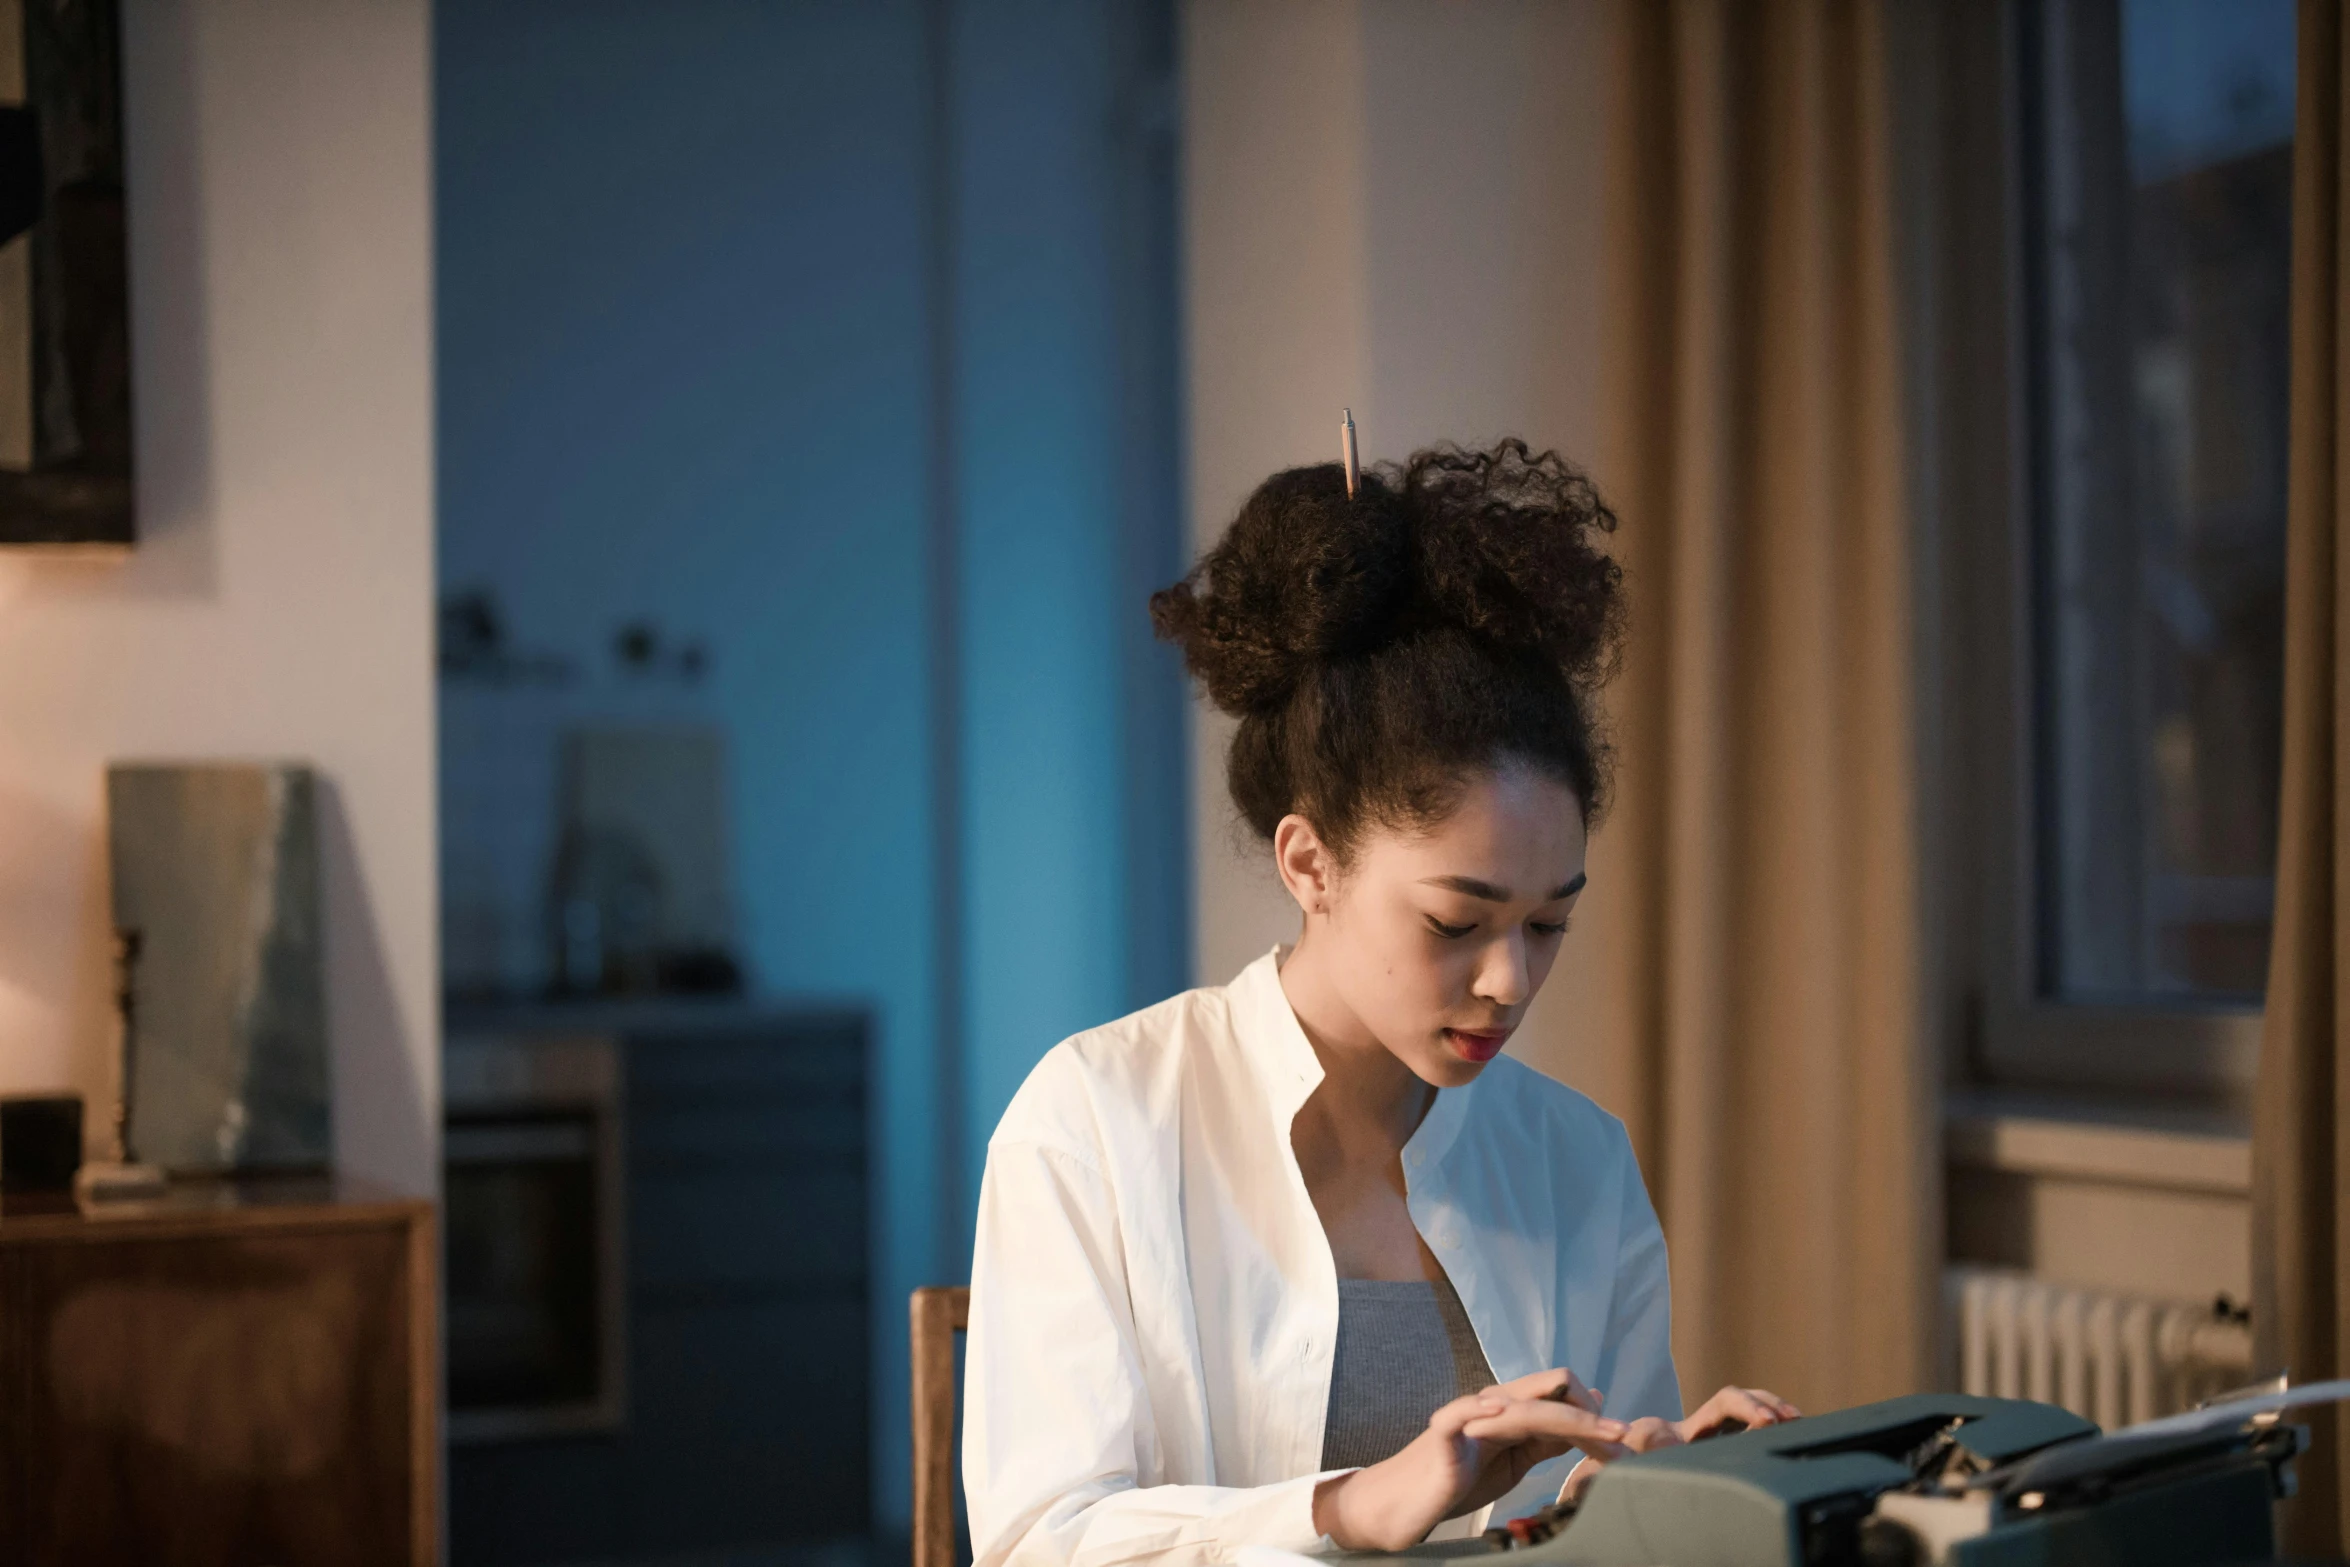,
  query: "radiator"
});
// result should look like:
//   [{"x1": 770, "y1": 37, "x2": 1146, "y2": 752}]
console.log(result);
[{"x1": 1947, "y1": 1266, "x2": 2253, "y2": 1429}]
